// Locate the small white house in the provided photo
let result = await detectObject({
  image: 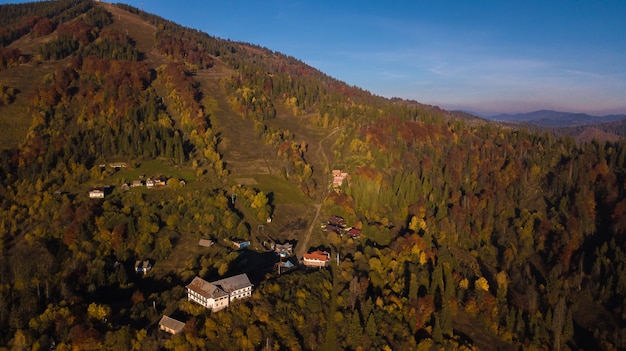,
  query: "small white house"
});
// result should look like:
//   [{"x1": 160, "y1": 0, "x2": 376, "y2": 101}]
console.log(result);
[{"x1": 89, "y1": 188, "x2": 105, "y2": 198}]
